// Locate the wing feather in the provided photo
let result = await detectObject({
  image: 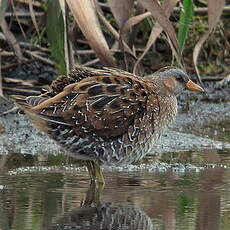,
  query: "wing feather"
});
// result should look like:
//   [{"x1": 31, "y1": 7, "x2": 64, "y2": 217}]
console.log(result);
[{"x1": 14, "y1": 70, "x2": 155, "y2": 139}]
